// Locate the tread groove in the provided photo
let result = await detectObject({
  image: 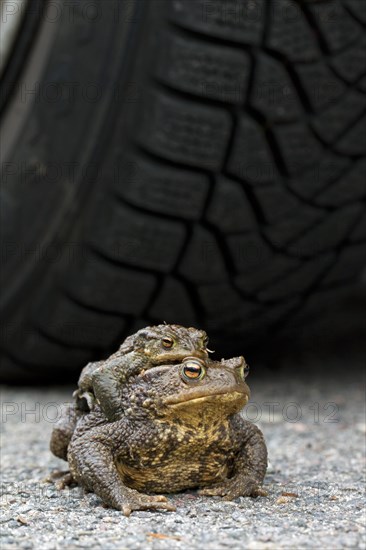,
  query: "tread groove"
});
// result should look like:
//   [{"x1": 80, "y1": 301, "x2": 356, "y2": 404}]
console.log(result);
[{"x1": 2, "y1": 0, "x2": 365, "y2": 381}]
